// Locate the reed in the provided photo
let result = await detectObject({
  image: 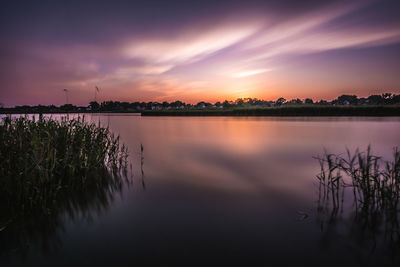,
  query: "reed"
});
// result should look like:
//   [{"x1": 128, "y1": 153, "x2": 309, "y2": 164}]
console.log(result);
[
  {"x1": 315, "y1": 146, "x2": 400, "y2": 241},
  {"x1": 0, "y1": 115, "x2": 129, "y2": 219},
  {"x1": 316, "y1": 147, "x2": 399, "y2": 211}
]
